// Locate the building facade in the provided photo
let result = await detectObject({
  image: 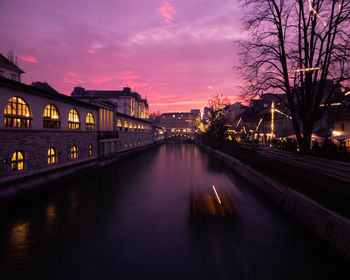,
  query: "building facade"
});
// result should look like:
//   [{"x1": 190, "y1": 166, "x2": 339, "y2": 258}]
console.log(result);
[
  {"x1": 0, "y1": 53, "x2": 162, "y2": 194},
  {"x1": 0, "y1": 77, "x2": 99, "y2": 185},
  {"x1": 71, "y1": 87, "x2": 149, "y2": 119},
  {"x1": 160, "y1": 112, "x2": 198, "y2": 132}
]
